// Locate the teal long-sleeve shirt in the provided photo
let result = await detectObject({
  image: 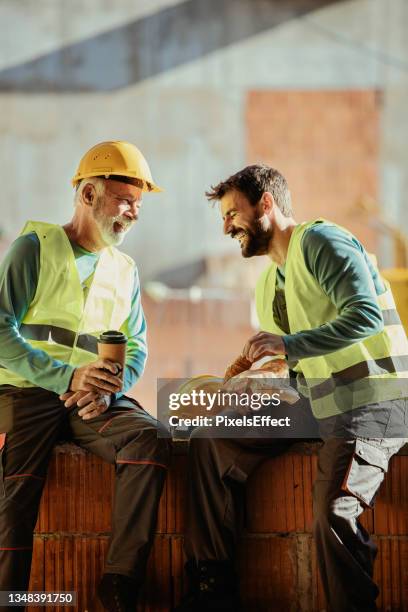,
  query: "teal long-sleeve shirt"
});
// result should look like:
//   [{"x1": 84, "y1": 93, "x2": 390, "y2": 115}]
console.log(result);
[
  {"x1": 276, "y1": 223, "x2": 386, "y2": 361},
  {"x1": 0, "y1": 232, "x2": 147, "y2": 396}
]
